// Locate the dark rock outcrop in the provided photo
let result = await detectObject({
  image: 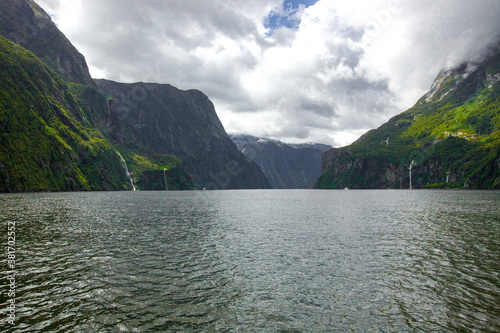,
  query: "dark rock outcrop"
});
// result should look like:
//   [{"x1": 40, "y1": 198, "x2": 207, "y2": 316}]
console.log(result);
[{"x1": 95, "y1": 80, "x2": 271, "y2": 189}]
